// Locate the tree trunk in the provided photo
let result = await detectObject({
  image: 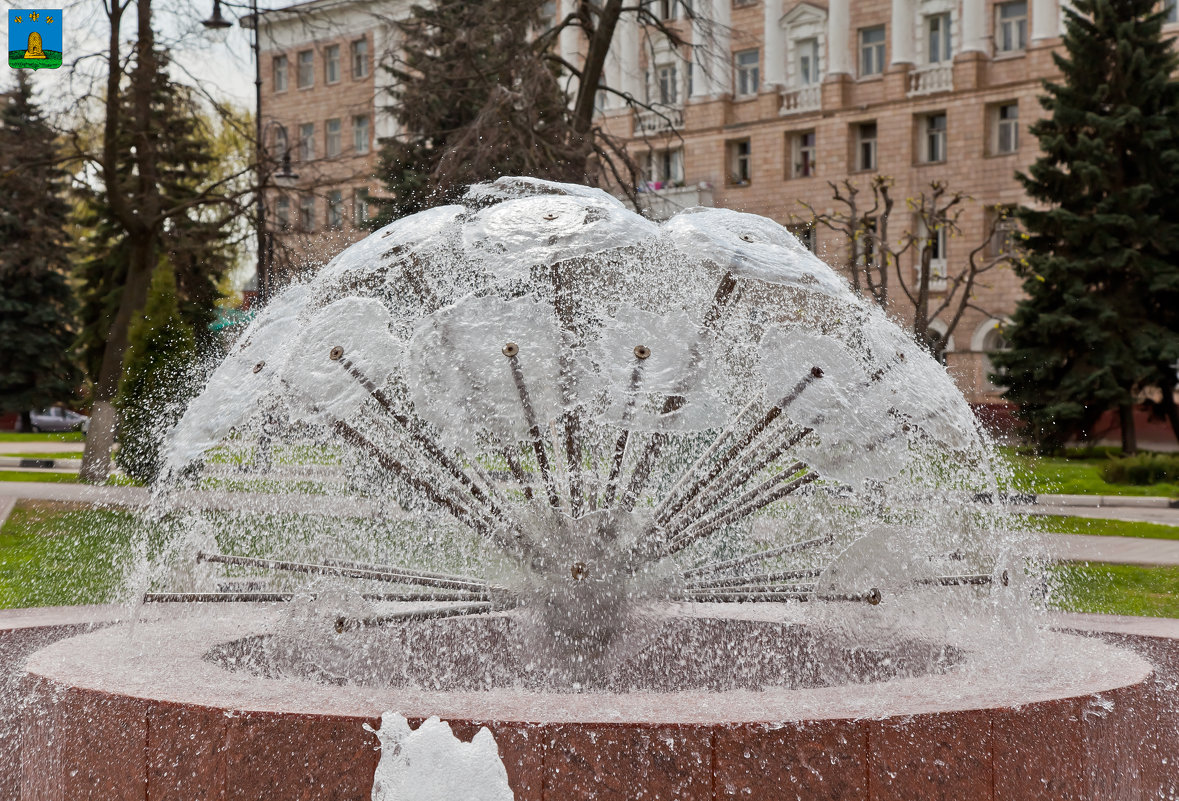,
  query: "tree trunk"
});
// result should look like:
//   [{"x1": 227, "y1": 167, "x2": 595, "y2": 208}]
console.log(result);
[
  {"x1": 1160, "y1": 376, "x2": 1179, "y2": 445},
  {"x1": 79, "y1": 236, "x2": 154, "y2": 482},
  {"x1": 1119, "y1": 403, "x2": 1138, "y2": 455}
]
